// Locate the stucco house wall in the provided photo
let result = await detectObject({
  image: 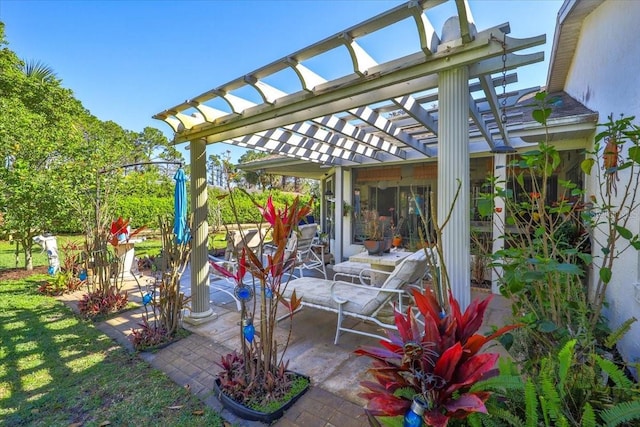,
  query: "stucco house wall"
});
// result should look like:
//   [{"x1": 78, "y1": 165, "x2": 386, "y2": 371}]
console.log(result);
[{"x1": 562, "y1": 0, "x2": 640, "y2": 368}]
